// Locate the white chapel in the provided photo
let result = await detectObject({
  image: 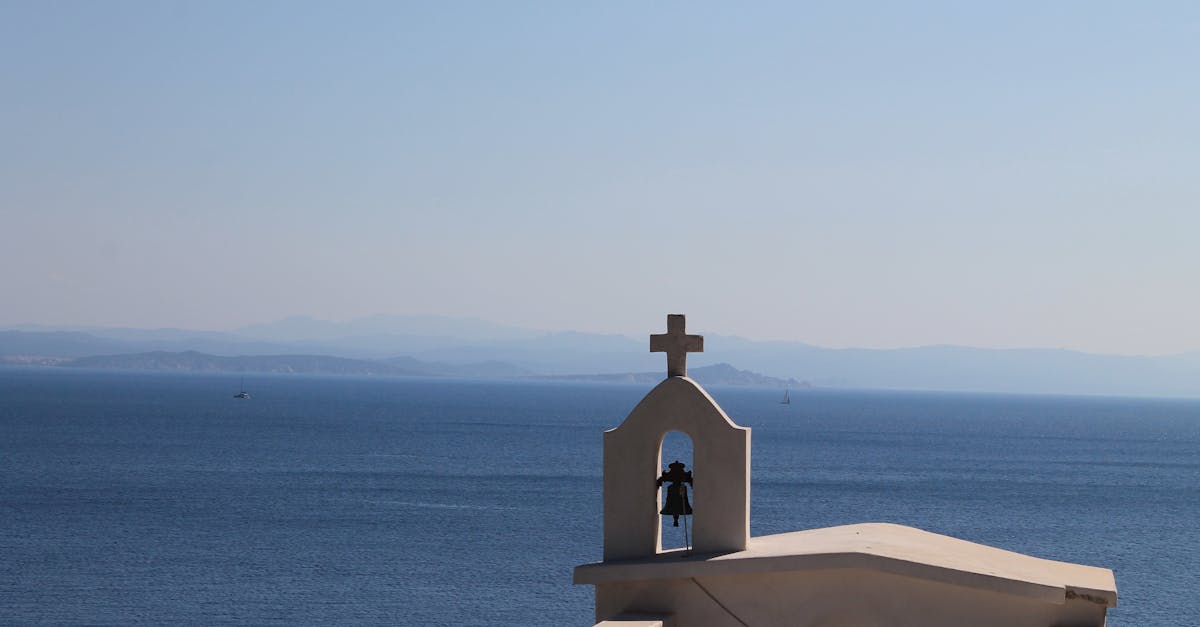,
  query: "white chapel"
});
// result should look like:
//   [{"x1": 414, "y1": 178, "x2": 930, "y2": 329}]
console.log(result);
[{"x1": 573, "y1": 315, "x2": 1117, "y2": 627}]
